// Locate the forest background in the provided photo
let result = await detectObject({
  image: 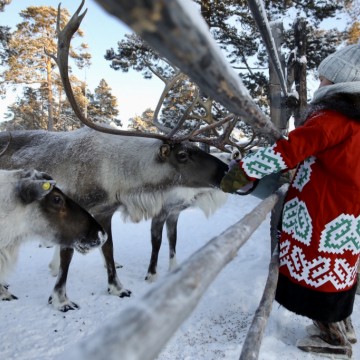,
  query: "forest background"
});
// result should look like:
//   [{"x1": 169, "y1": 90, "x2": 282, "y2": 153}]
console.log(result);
[{"x1": 0, "y1": 0, "x2": 359, "y2": 136}]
